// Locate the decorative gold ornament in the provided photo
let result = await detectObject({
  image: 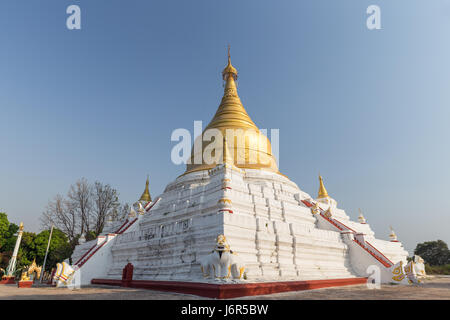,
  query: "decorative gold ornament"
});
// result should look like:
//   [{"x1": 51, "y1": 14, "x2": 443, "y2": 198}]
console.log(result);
[
  {"x1": 392, "y1": 261, "x2": 406, "y2": 282},
  {"x1": 324, "y1": 207, "x2": 332, "y2": 219},
  {"x1": 20, "y1": 259, "x2": 42, "y2": 281},
  {"x1": 404, "y1": 261, "x2": 413, "y2": 274},
  {"x1": 139, "y1": 176, "x2": 152, "y2": 202},
  {"x1": 20, "y1": 271, "x2": 30, "y2": 281},
  {"x1": 358, "y1": 208, "x2": 366, "y2": 224},
  {"x1": 222, "y1": 45, "x2": 238, "y2": 81},
  {"x1": 310, "y1": 202, "x2": 320, "y2": 215},
  {"x1": 389, "y1": 226, "x2": 398, "y2": 241},
  {"x1": 218, "y1": 198, "x2": 232, "y2": 204},
  {"x1": 317, "y1": 175, "x2": 329, "y2": 199}
]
